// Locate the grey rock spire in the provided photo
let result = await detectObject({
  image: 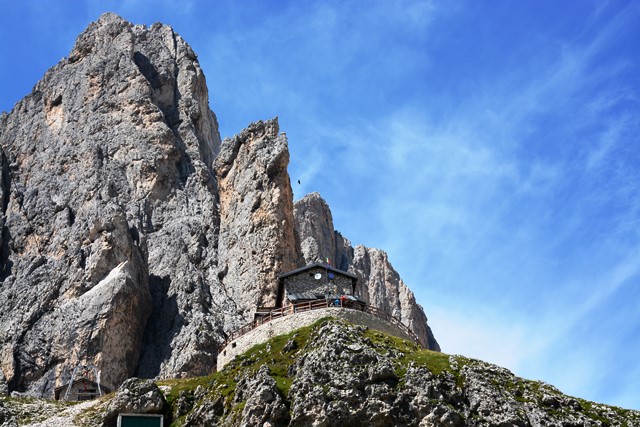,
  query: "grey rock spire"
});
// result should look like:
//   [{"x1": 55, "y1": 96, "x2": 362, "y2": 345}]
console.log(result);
[{"x1": 293, "y1": 192, "x2": 440, "y2": 350}]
